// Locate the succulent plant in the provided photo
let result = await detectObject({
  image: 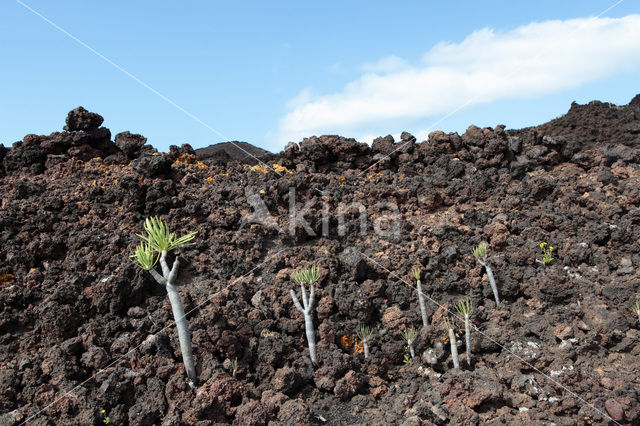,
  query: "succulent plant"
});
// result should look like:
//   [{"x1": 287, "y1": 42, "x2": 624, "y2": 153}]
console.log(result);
[
  {"x1": 402, "y1": 327, "x2": 418, "y2": 360},
  {"x1": 412, "y1": 267, "x2": 429, "y2": 327},
  {"x1": 136, "y1": 216, "x2": 196, "y2": 253},
  {"x1": 443, "y1": 316, "x2": 460, "y2": 369},
  {"x1": 455, "y1": 298, "x2": 474, "y2": 367},
  {"x1": 230, "y1": 357, "x2": 238, "y2": 378},
  {"x1": 356, "y1": 324, "x2": 374, "y2": 359},
  {"x1": 129, "y1": 241, "x2": 157, "y2": 271},
  {"x1": 632, "y1": 300, "x2": 640, "y2": 323},
  {"x1": 130, "y1": 216, "x2": 197, "y2": 388},
  {"x1": 290, "y1": 265, "x2": 321, "y2": 365},
  {"x1": 473, "y1": 242, "x2": 500, "y2": 306},
  {"x1": 293, "y1": 265, "x2": 320, "y2": 285}
]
